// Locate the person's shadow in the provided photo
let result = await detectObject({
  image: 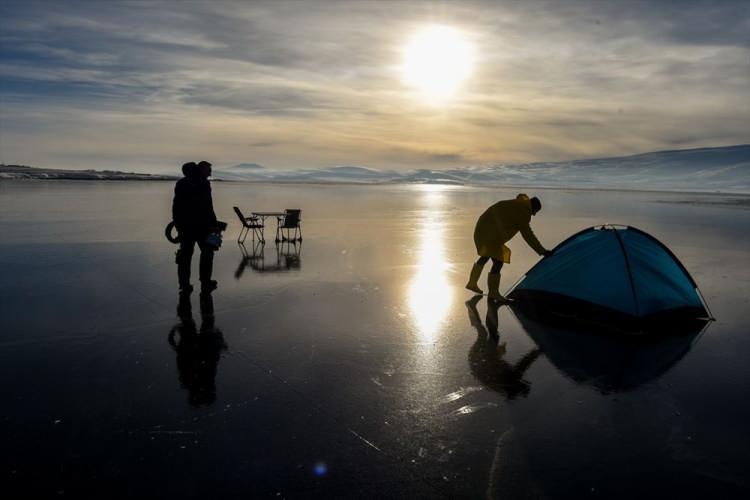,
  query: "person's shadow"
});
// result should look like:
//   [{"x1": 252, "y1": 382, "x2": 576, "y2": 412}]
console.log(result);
[
  {"x1": 168, "y1": 288, "x2": 227, "y2": 406},
  {"x1": 466, "y1": 295, "x2": 541, "y2": 400}
]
